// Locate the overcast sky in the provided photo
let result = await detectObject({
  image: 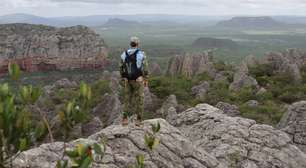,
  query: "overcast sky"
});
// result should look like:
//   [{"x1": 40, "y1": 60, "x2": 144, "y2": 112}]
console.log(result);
[{"x1": 1, "y1": 0, "x2": 306, "y2": 17}]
